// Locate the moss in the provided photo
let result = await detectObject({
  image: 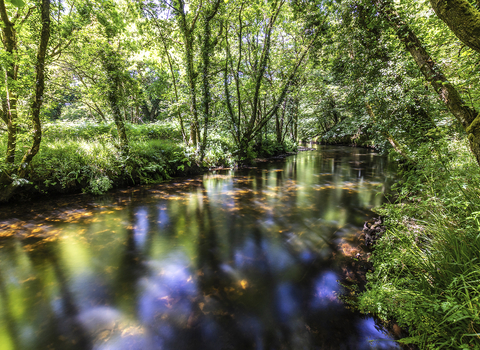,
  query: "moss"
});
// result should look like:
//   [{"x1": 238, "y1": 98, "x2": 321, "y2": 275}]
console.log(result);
[{"x1": 466, "y1": 113, "x2": 480, "y2": 142}]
